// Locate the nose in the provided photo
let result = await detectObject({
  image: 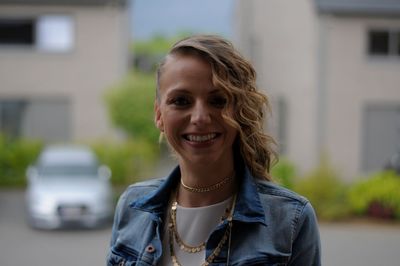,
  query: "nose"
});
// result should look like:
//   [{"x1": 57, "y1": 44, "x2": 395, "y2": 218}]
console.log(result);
[{"x1": 190, "y1": 101, "x2": 211, "y2": 125}]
